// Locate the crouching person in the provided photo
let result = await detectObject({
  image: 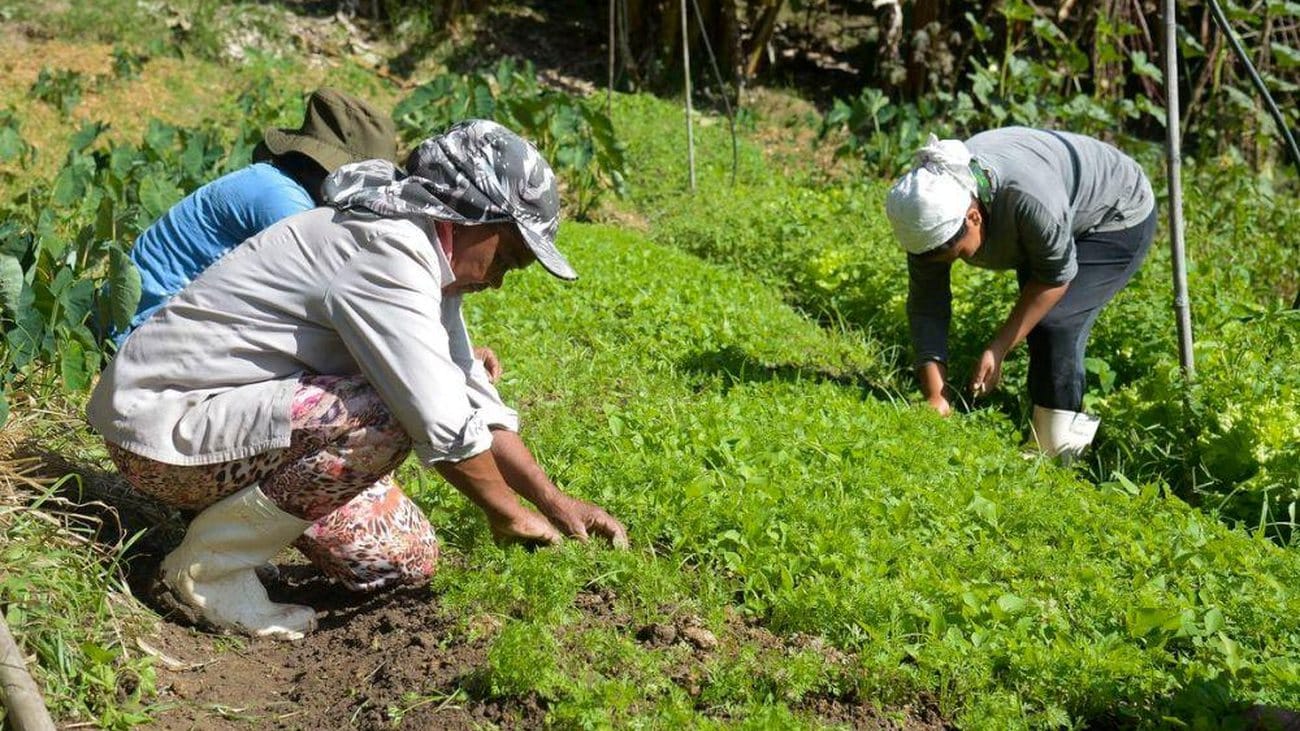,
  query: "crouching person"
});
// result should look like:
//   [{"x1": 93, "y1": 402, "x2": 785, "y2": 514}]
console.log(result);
[{"x1": 87, "y1": 120, "x2": 627, "y2": 640}]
